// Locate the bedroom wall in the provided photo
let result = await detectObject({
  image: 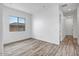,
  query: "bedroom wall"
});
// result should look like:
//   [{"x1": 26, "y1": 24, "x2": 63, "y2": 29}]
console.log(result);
[
  {"x1": 3, "y1": 6, "x2": 32, "y2": 44},
  {"x1": 32, "y1": 4, "x2": 60, "y2": 45},
  {"x1": 0, "y1": 4, "x2": 3, "y2": 55}
]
